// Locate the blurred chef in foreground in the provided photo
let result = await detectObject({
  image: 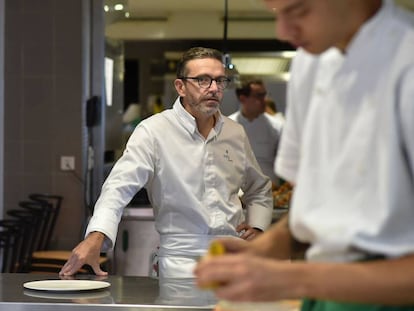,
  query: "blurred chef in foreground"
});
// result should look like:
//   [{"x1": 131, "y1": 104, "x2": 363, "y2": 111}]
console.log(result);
[
  {"x1": 195, "y1": 0, "x2": 414, "y2": 309},
  {"x1": 60, "y1": 47, "x2": 273, "y2": 278}
]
